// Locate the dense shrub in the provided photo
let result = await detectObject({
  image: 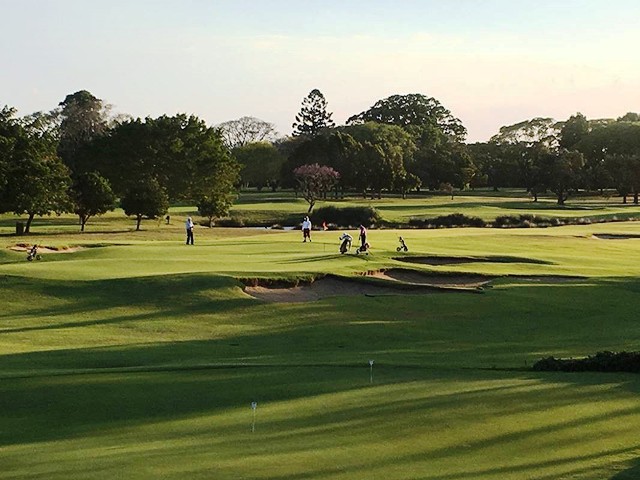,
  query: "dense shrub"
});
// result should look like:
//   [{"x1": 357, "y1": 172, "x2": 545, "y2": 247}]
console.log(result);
[
  {"x1": 313, "y1": 206, "x2": 381, "y2": 227},
  {"x1": 215, "y1": 216, "x2": 245, "y2": 227},
  {"x1": 533, "y1": 351, "x2": 640, "y2": 373},
  {"x1": 408, "y1": 213, "x2": 486, "y2": 228}
]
